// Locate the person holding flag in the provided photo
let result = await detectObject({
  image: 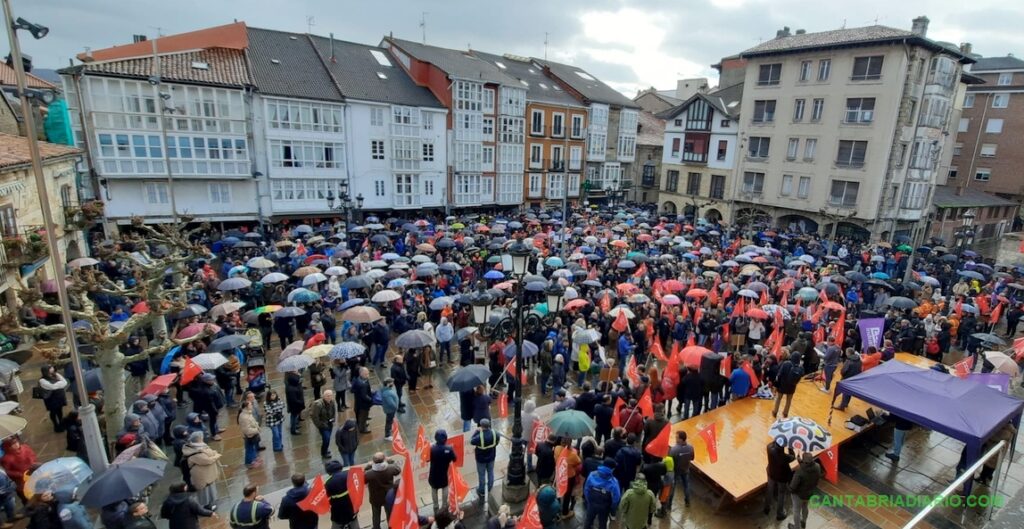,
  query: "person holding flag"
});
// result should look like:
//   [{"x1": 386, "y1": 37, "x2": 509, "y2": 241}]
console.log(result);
[
  {"x1": 428, "y1": 429, "x2": 457, "y2": 515},
  {"x1": 365, "y1": 453, "x2": 401, "y2": 529},
  {"x1": 554, "y1": 436, "x2": 583, "y2": 521},
  {"x1": 324, "y1": 460, "x2": 359, "y2": 529},
  {"x1": 228, "y1": 484, "x2": 274, "y2": 529},
  {"x1": 277, "y1": 474, "x2": 319, "y2": 529}
]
